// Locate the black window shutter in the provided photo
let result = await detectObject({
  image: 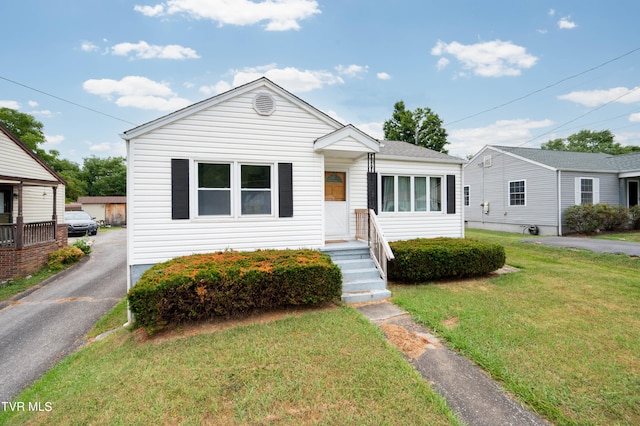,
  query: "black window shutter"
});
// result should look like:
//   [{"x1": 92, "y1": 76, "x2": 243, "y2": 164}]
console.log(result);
[
  {"x1": 367, "y1": 172, "x2": 378, "y2": 214},
  {"x1": 171, "y1": 159, "x2": 190, "y2": 220},
  {"x1": 446, "y1": 174, "x2": 456, "y2": 214},
  {"x1": 278, "y1": 163, "x2": 293, "y2": 218}
]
